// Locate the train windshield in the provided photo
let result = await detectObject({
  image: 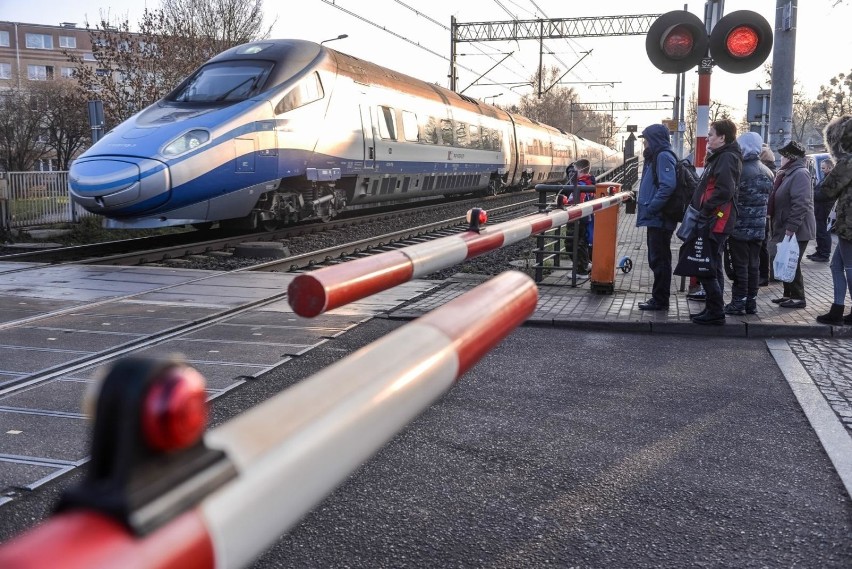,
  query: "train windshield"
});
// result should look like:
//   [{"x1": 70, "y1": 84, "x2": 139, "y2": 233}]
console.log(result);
[{"x1": 168, "y1": 61, "x2": 274, "y2": 104}]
